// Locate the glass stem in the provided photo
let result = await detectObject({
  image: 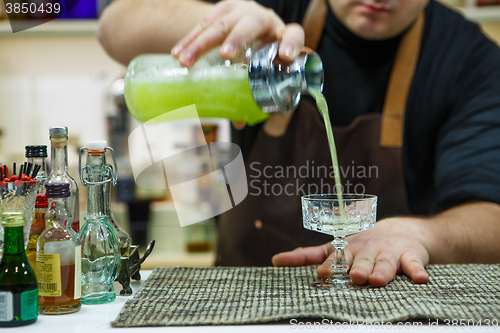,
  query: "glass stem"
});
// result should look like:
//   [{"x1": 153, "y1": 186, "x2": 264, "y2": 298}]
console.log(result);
[{"x1": 328, "y1": 236, "x2": 349, "y2": 281}]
